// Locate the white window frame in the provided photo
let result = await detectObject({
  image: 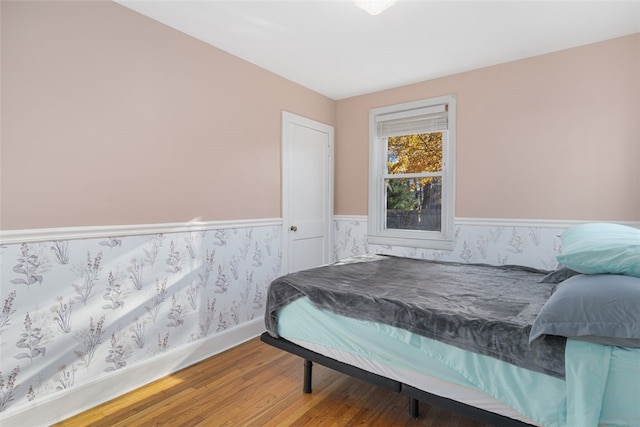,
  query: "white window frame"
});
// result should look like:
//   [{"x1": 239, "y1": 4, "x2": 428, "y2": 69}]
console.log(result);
[{"x1": 368, "y1": 95, "x2": 456, "y2": 250}]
